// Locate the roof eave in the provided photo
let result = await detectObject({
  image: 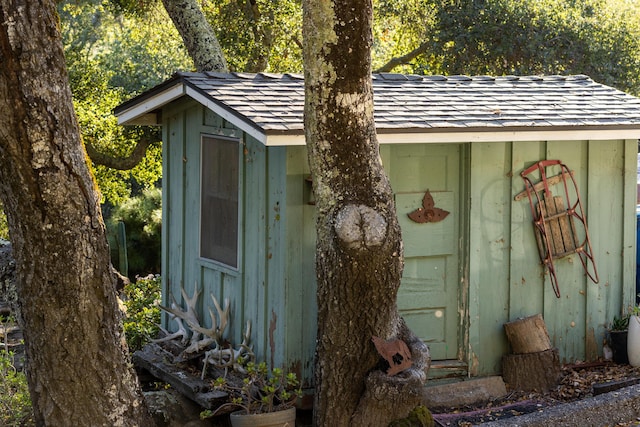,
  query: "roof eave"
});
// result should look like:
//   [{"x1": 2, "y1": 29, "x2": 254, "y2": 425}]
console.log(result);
[
  {"x1": 263, "y1": 126, "x2": 640, "y2": 146},
  {"x1": 116, "y1": 82, "x2": 185, "y2": 125}
]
